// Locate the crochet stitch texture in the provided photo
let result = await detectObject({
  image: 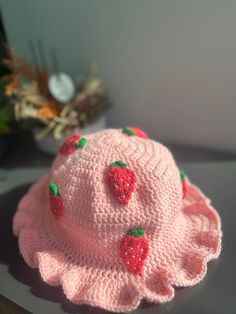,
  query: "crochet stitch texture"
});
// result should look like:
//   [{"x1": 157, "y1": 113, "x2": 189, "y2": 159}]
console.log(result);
[{"x1": 13, "y1": 128, "x2": 222, "y2": 312}]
